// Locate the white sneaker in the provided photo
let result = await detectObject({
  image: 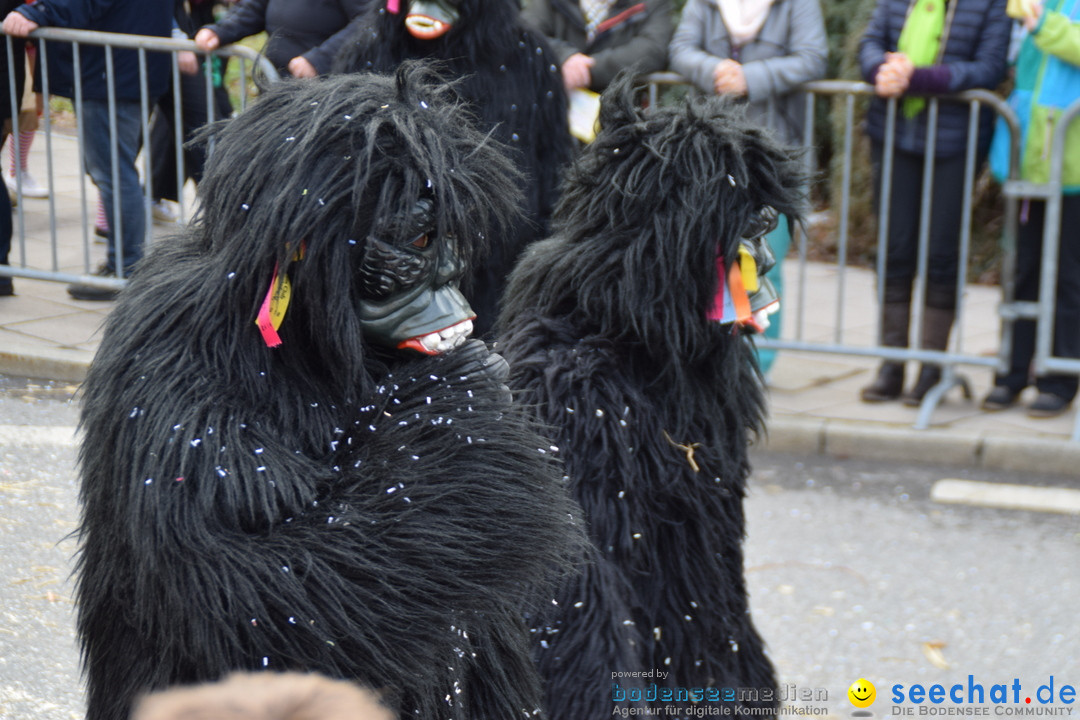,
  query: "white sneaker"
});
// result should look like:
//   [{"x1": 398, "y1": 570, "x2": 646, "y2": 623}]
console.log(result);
[
  {"x1": 6, "y1": 169, "x2": 49, "y2": 198},
  {"x1": 151, "y1": 199, "x2": 180, "y2": 225}
]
